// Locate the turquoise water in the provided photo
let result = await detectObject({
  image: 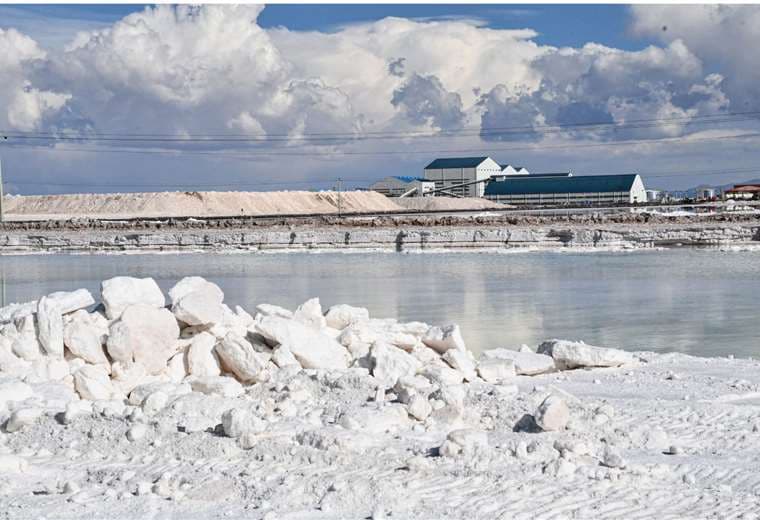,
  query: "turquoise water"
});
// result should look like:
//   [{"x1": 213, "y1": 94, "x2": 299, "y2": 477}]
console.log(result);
[{"x1": 1, "y1": 249, "x2": 758, "y2": 357}]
